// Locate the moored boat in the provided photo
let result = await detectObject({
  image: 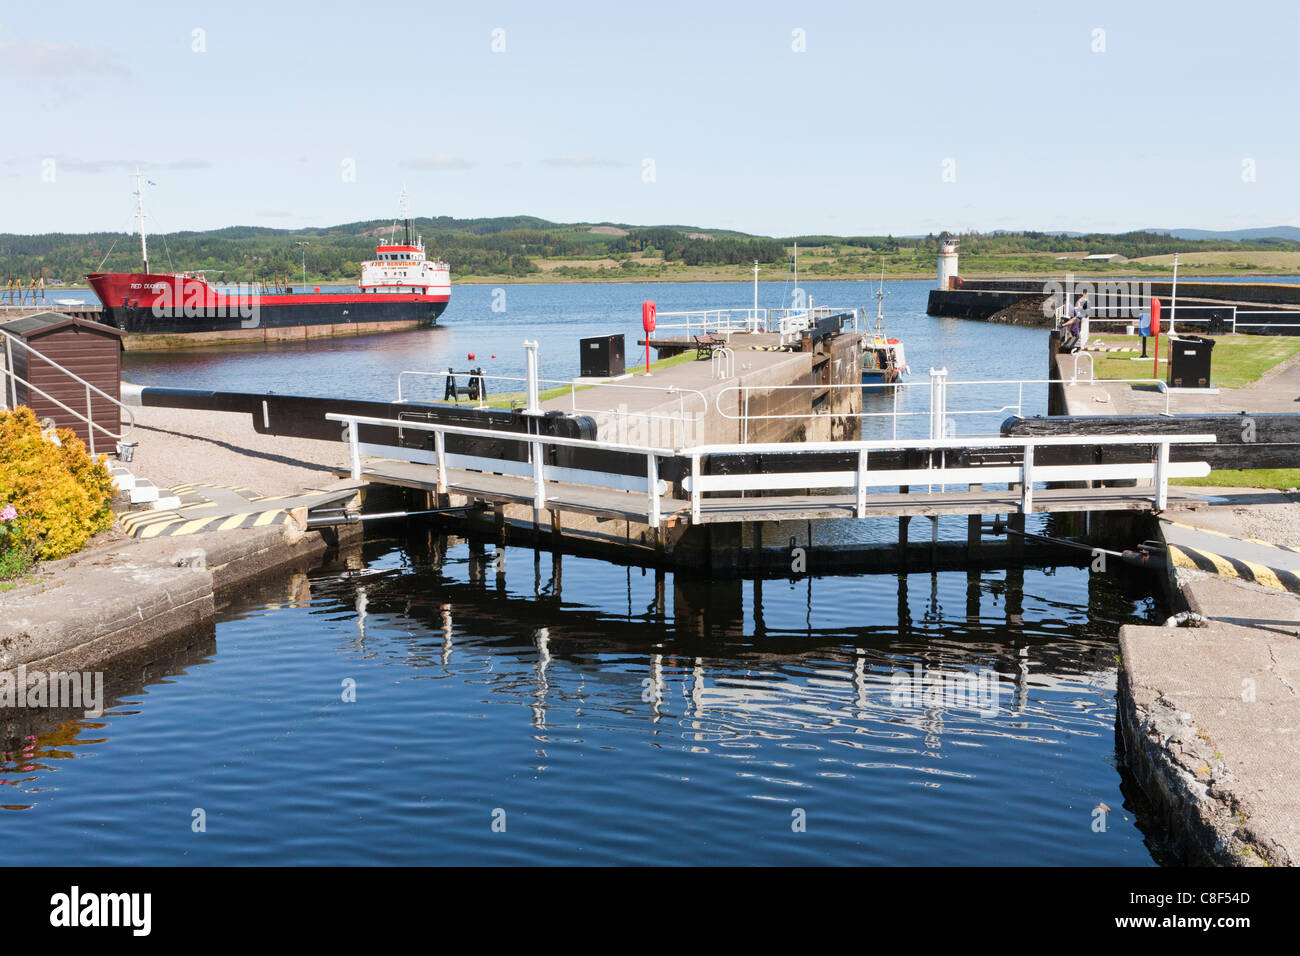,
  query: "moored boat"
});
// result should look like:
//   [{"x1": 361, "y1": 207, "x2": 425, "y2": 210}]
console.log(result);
[{"x1": 861, "y1": 271, "x2": 908, "y2": 384}]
